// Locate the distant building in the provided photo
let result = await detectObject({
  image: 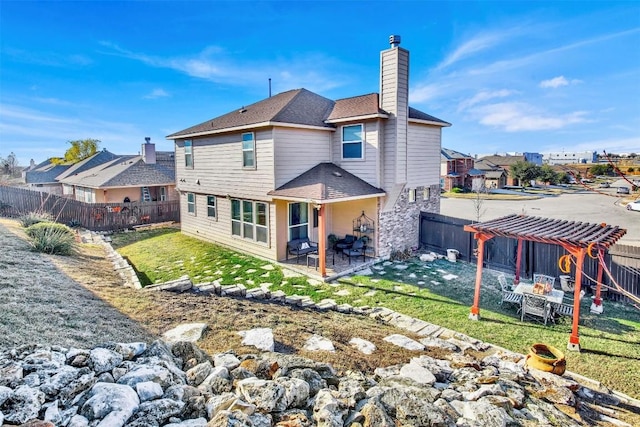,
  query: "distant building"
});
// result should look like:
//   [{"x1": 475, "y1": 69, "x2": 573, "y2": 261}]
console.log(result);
[
  {"x1": 523, "y1": 152, "x2": 543, "y2": 165},
  {"x1": 440, "y1": 148, "x2": 479, "y2": 191},
  {"x1": 478, "y1": 154, "x2": 525, "y2": 186},
  {"x1": 474, "y1": 159, "x2": 508, "y2": 189},
  {"x1": 544, "y1": 151, "x2": 597, "y2": 165}
]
